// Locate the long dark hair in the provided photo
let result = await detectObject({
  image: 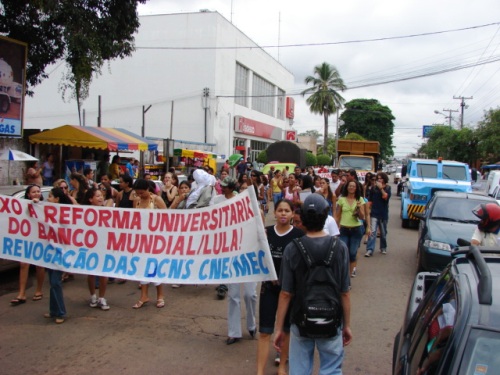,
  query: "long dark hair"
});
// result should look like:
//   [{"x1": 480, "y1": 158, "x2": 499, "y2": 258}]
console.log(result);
[
  {"x1": 51, "y1": 187, "x2": 73, "y2": 205},
  {"x1": 340, "y1": 180, "x2": 363, "y2": 200},
  {"x1": 70, "y1": 173, "x2": 88, "y2": 204}
]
